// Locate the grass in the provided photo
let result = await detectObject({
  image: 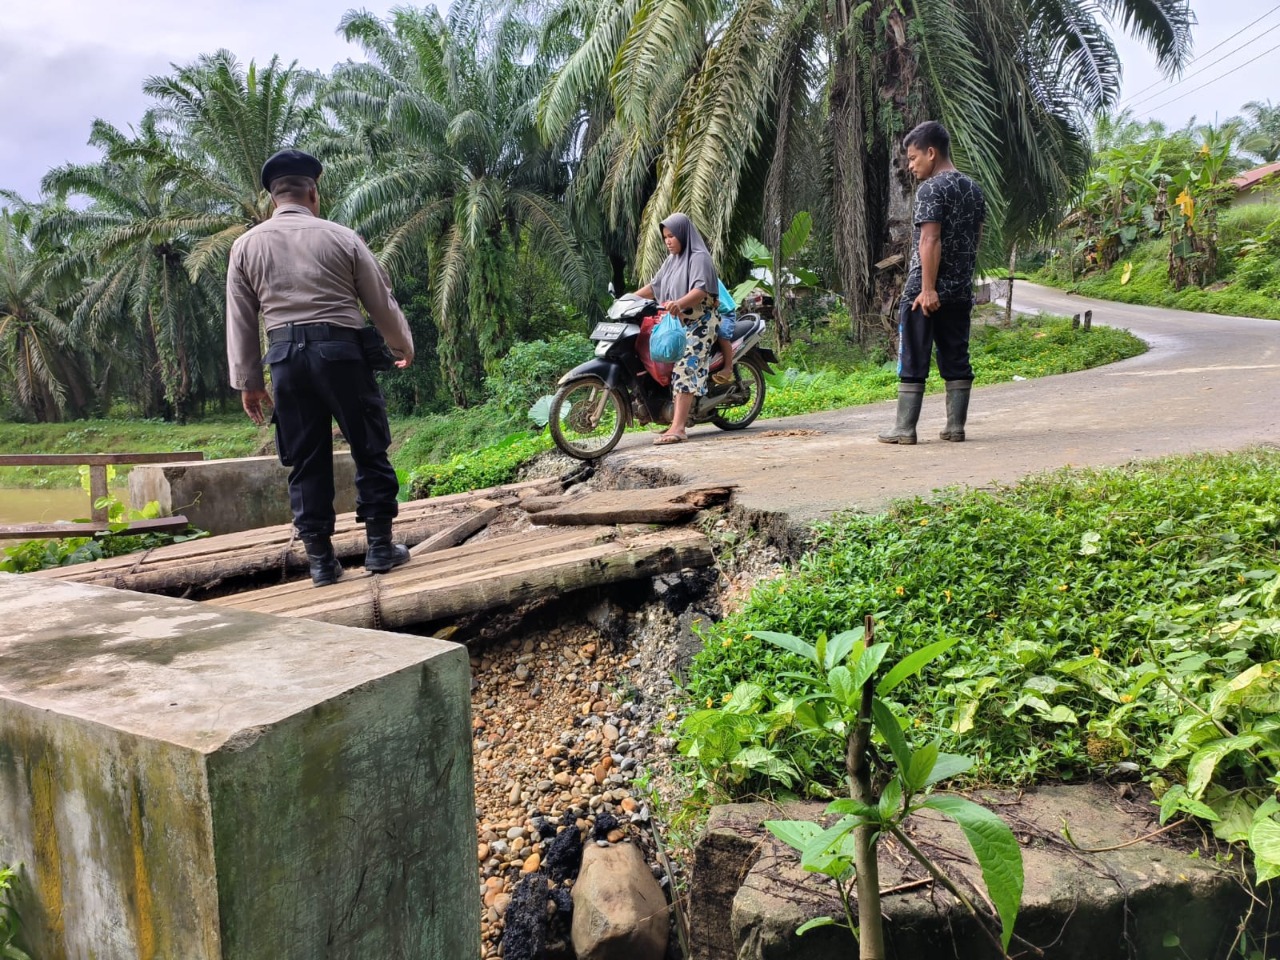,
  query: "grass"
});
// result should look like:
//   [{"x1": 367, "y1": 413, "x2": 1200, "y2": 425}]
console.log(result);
[{"x1": 682, "y1": 449, "x2": 1280, "y2": 793}]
